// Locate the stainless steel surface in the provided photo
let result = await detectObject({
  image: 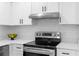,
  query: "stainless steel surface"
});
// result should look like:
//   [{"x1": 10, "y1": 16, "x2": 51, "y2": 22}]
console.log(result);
[
  {"x1": 23, "y1": 31, "x2": 61, "y2": 56},
  {"x1": 42, "y1": 6, "x2": 47, "y2": 12},
  {"x1": 29, "y1": 12, "x2": 60, "y2": 19},
  {"x1": 0, "y1": 45, "x2": 9, "y2": 56},
  {"x1": 24, "y1": 46, "x2": 55, "y2": 56},
  {"x1": 35, "y1": 31, "x2": 61, "y2": 38}
]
